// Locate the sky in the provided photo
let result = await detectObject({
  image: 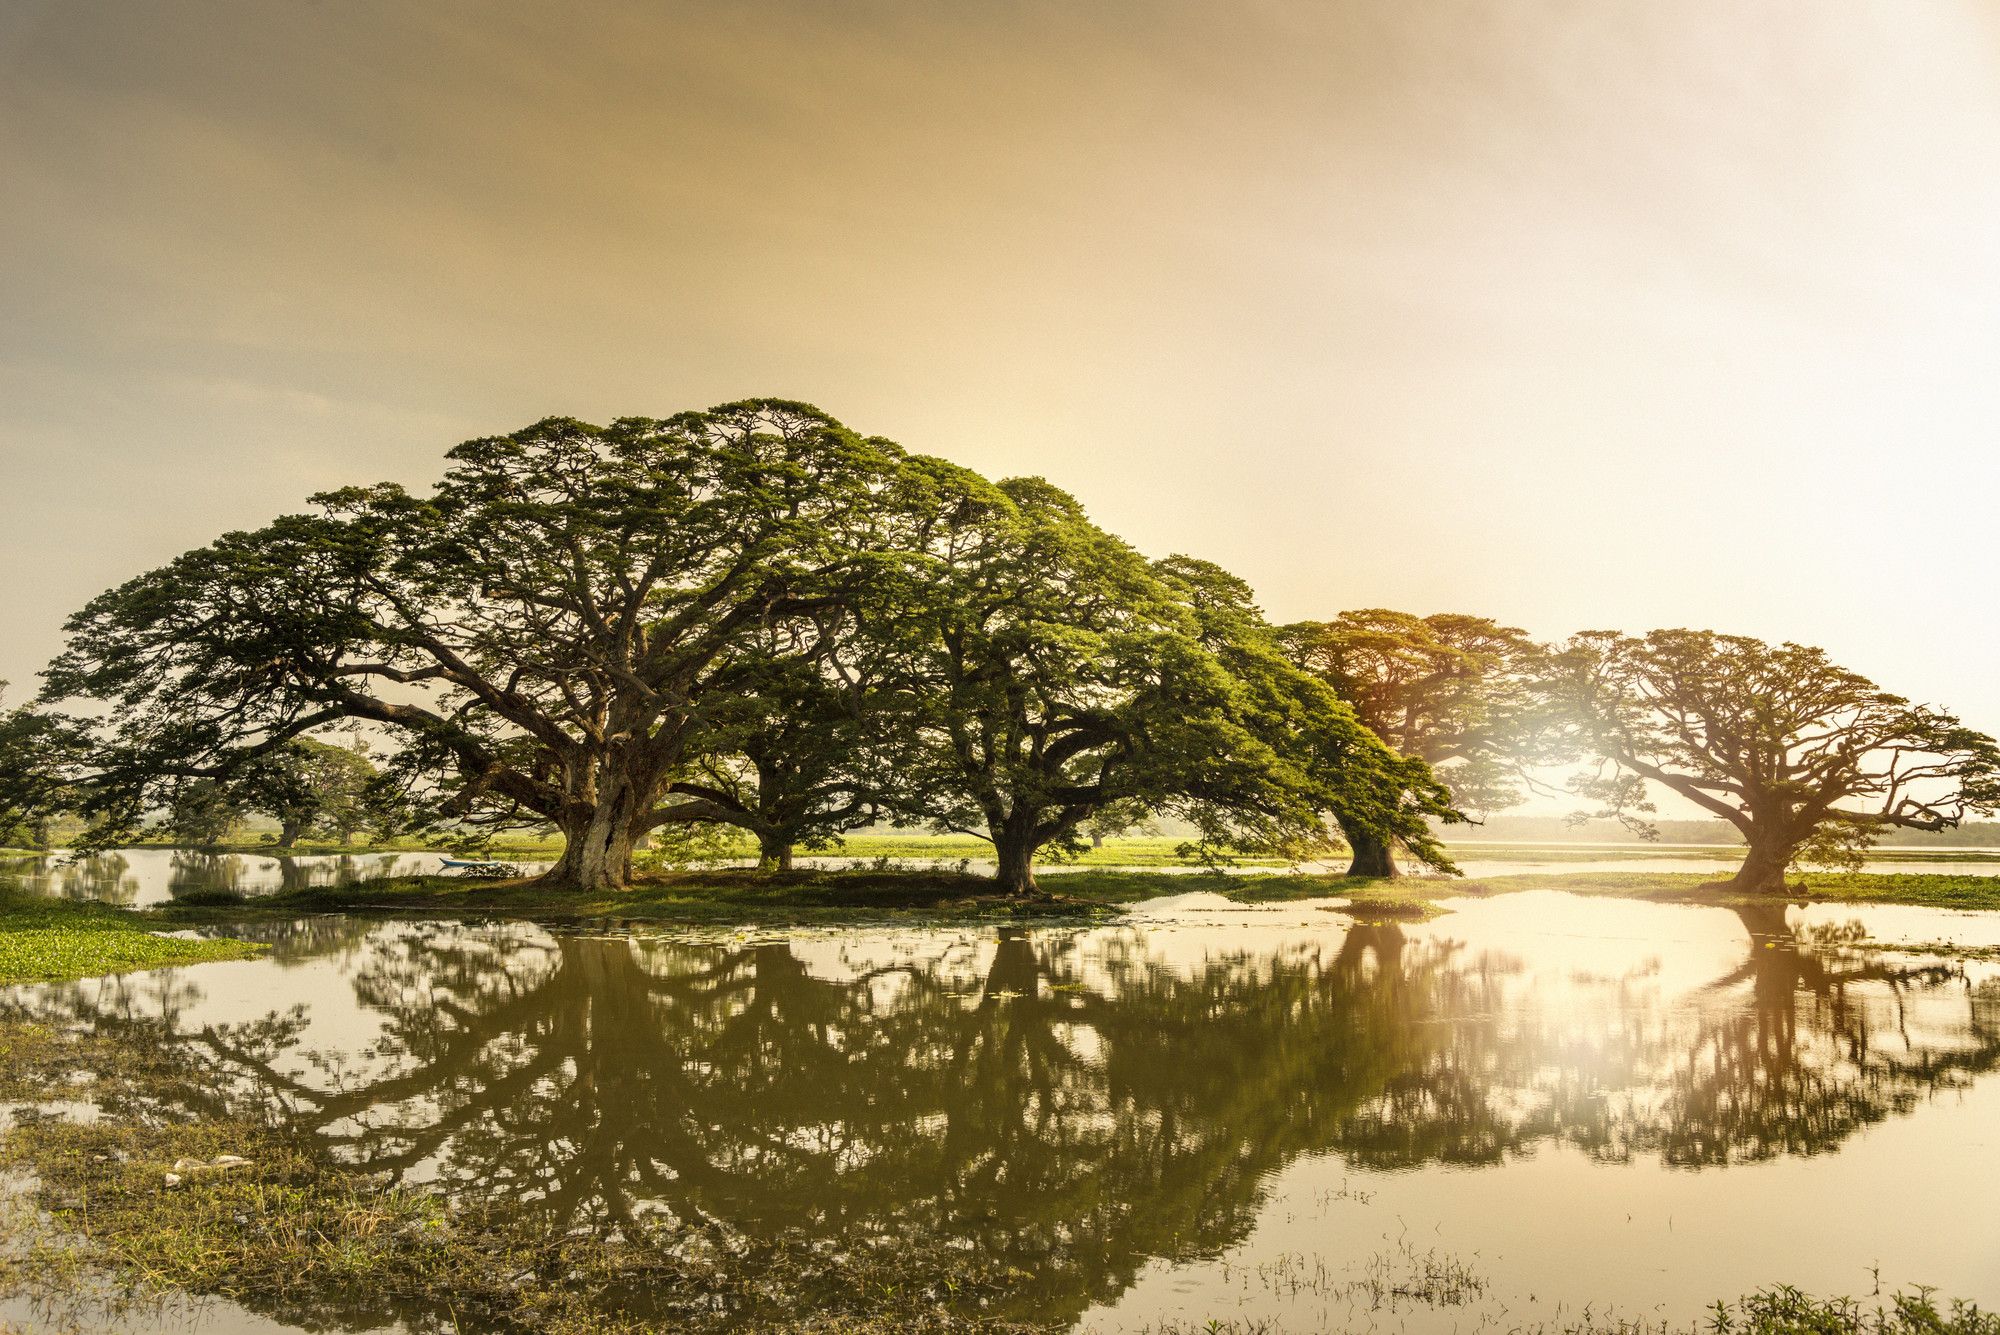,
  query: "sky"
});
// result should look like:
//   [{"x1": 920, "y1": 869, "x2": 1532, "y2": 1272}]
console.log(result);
[{"x1": 5, "y1": 0, "x2": 2000, "y2": 811}]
